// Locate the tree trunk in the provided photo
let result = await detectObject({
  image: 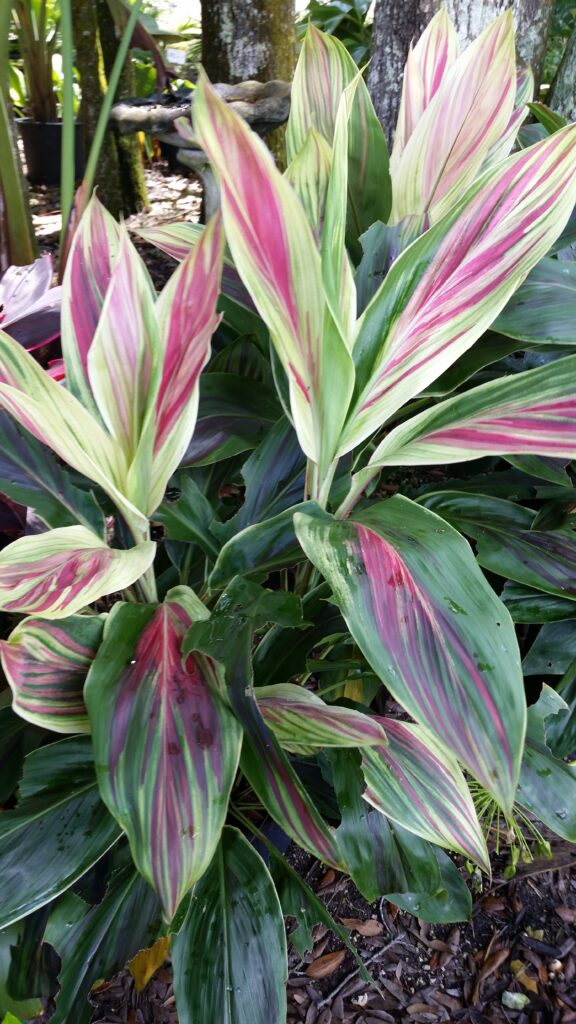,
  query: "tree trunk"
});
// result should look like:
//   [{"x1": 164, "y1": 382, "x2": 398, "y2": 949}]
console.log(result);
[
  {"x1": 201, "y1": 0, "x2": 296, "y2": 84},
  {"x1": 368, "y1": 0, "x2": 554, "y2": 147},
  {"x1": 549, "y1": 26, "x2": 576, "y2": 120}
]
